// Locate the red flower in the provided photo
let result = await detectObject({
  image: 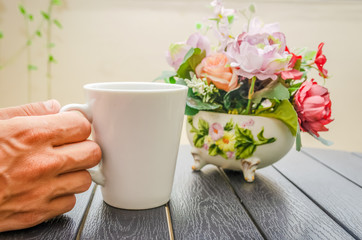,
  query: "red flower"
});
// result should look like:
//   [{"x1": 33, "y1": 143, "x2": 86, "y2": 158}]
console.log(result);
[
  {"x1": 314, "y1": 42, "x2": 328, "y2": 78},
  {"x1": 294, "y1": 80, "x2": 333, "y2": 137},
  {"x1": 280, "y1": 46, "x2": 303, "y2": 80}
]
